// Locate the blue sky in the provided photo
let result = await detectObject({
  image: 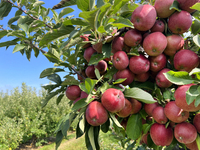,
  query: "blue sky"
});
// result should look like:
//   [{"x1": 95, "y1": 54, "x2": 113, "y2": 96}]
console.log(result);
[{"x1": 0, "y1": 1, "x2": 80, "y2": 93}]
